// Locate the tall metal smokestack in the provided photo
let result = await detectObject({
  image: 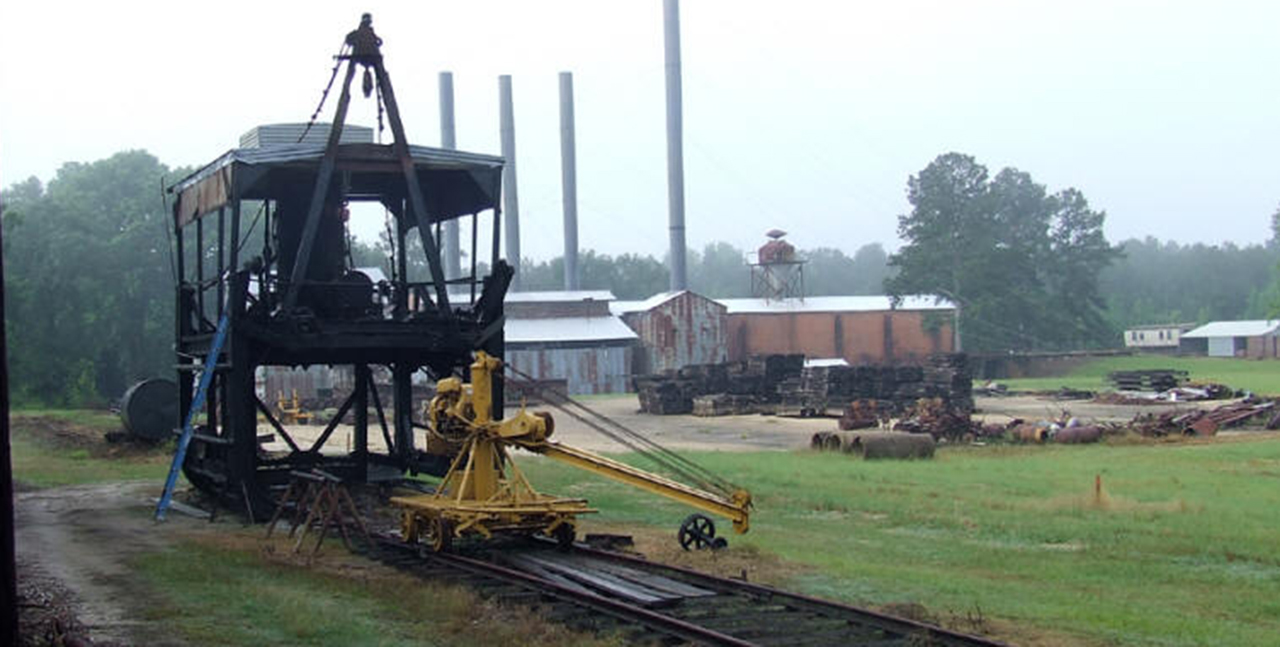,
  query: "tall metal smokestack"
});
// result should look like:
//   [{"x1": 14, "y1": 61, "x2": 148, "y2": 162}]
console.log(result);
[
  {"x1": 439, "y1": 72, "x2": 462, "y2": 281},
  {"x1": 499, "y1": 75, "x2": 522, "y2": 291},
  {"x1": 558, "y1": 71, "x2": 580, "y2": 291},
  {"x1": 664, "y1": 0, "x2": 688, "y2": 291}
]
